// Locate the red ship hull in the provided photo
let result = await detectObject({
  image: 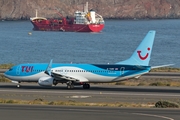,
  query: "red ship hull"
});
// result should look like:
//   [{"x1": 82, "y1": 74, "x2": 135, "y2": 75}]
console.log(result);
[{"x1": 31, "y1": 19, "x2": 104, "y2": 32}]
